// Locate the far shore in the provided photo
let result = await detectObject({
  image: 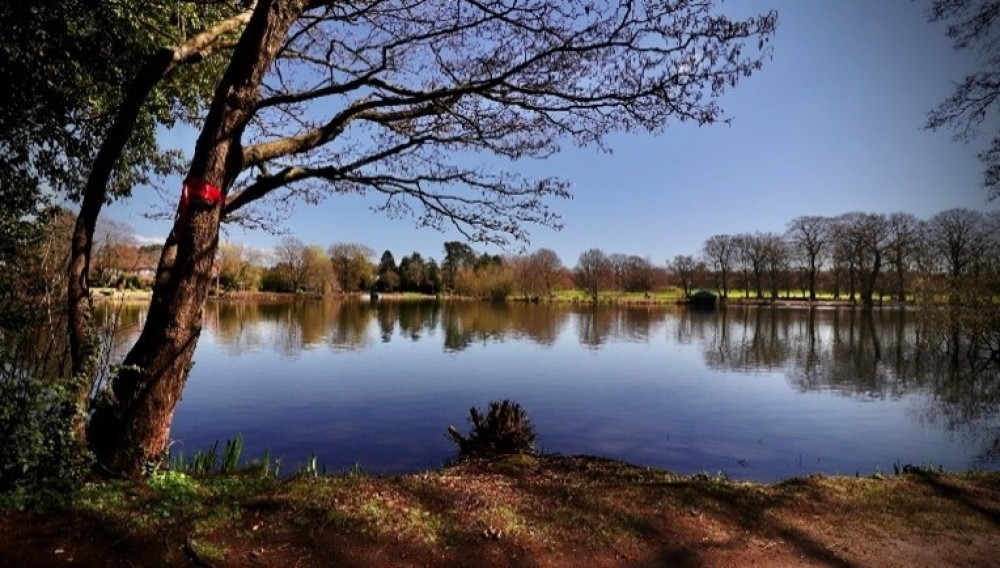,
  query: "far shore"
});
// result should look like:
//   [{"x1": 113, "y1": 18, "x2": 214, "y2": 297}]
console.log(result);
[{"x1": 93, "y1": 287, "x2": 919, "y2": 309}]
